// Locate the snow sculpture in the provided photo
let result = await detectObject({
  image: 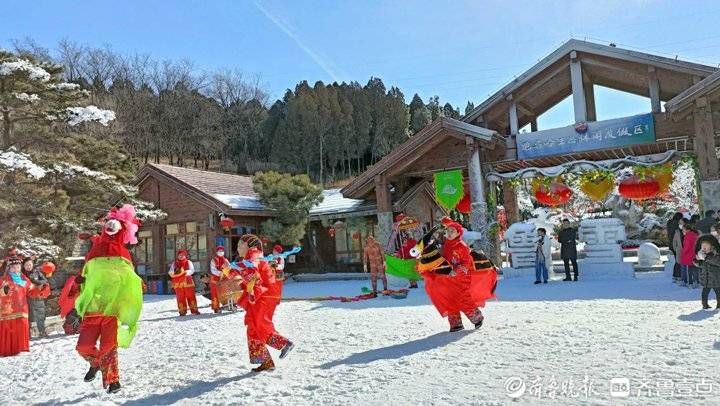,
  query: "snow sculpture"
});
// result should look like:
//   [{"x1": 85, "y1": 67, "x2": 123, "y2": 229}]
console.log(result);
[
  {"x1": 578, "y1": 218, "x2": 634, "y2": 278},
  {"x1": 502, "y1": 222, "x2": 537, "y2": 278},
  {"x1": 637, "y1": 242, "x2": 662, "y2": 267}
]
